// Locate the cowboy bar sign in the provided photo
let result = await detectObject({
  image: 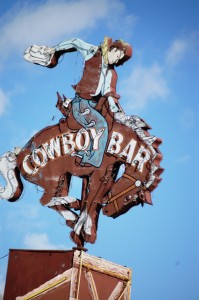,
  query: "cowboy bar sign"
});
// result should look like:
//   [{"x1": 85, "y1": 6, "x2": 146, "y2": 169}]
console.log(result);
[{"x1": 0, "y1": 37, "x2": 163, "y2": 247}]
